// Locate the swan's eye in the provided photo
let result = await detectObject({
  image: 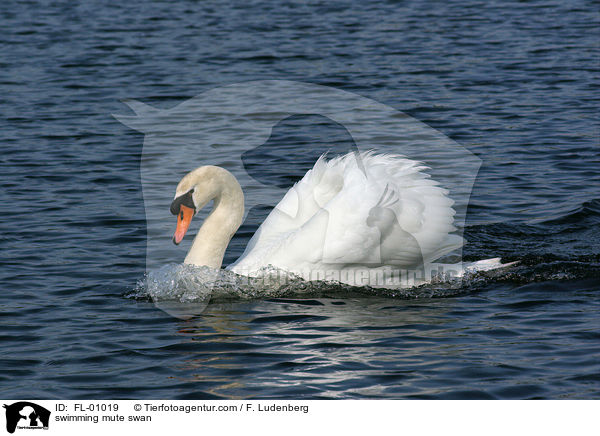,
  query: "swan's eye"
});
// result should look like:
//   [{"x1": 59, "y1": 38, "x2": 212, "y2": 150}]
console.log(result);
[{"x1": 170, "y1": 188, "x2": 196, "y2": 215}]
